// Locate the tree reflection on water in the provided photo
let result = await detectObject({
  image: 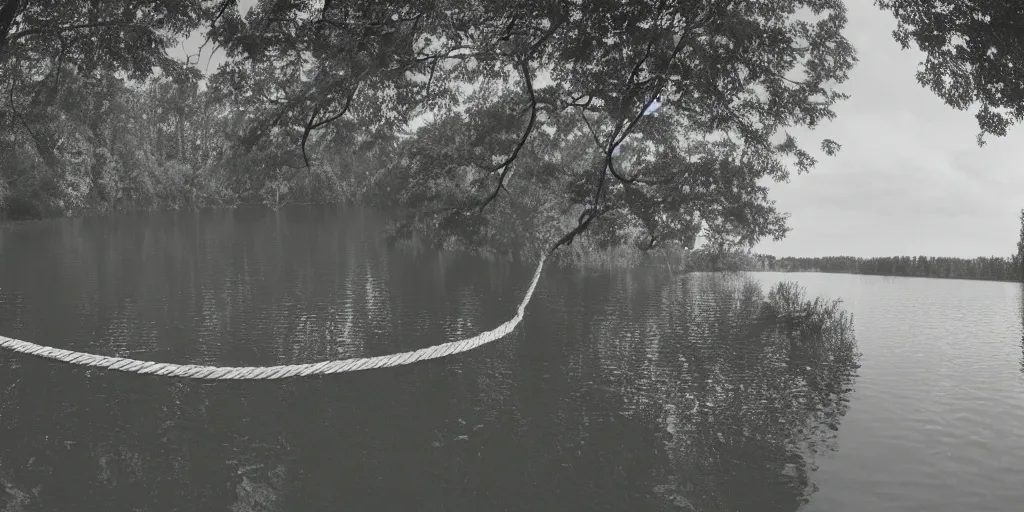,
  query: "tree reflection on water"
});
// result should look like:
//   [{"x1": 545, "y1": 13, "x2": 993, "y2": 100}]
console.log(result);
[
  {"x1": 0, "y1": 209, "x2": 861, "y2": 511},
  {"x1": 580, "y1": 272, "x2": 861, "y2": 511}
]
